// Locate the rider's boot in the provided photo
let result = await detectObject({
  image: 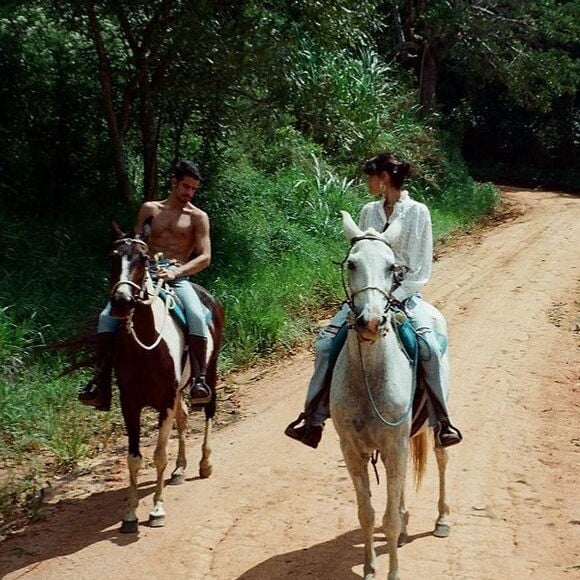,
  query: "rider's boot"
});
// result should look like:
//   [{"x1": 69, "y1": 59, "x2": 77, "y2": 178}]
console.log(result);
[
  {"x1": 428, "y1": 393, "x2": 463, "y2": 448},
  {"x1": 188, "y1": 335, "x2": 211, "y2": 405},
  {"x1": 78, "y1": 332, "x2": 114, "y2": 411}
]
